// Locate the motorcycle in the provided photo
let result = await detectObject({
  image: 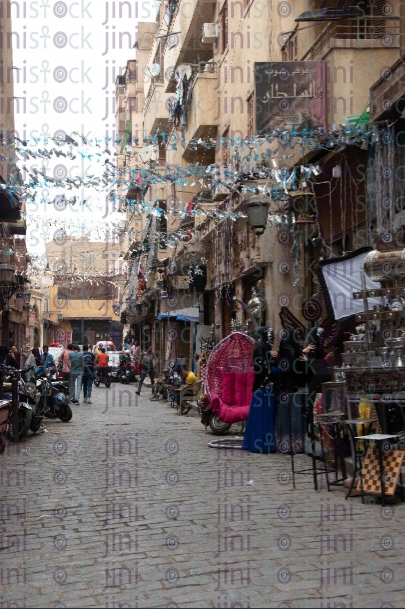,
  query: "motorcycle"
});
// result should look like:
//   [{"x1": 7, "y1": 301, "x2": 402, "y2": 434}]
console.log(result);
[
  {"x1": 0, "y1": 398, "x2": 10, "y2": 453},
  {"x1": 199, "y1": 395, "x2": 232, "y2": 435},
  {"x1": 118, "y1": 357, "x2": 139, "y2": 384},
  {"x1": 94, "y1": 366, "x2": 112, "y2": 388},
  {"x1": 1, "y1": 366, "x2": 34, "y2": 441},
  {"x1": 27, "y1": 367, "x2": 72, "y2": 433}
]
